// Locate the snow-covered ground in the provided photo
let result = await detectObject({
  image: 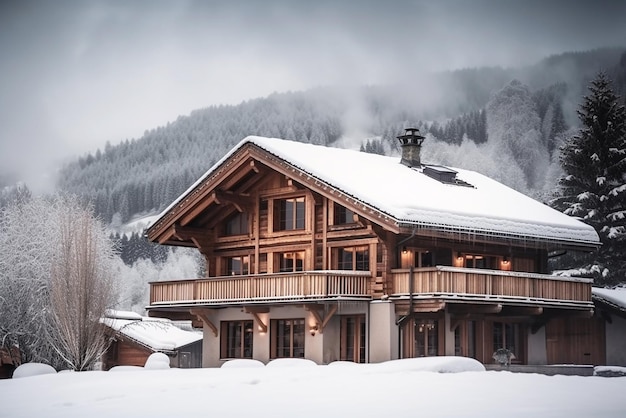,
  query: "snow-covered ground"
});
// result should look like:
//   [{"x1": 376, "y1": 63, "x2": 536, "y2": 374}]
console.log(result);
[{"x1": 2, "y1": 357, "x2": 625, "y2": 417}]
